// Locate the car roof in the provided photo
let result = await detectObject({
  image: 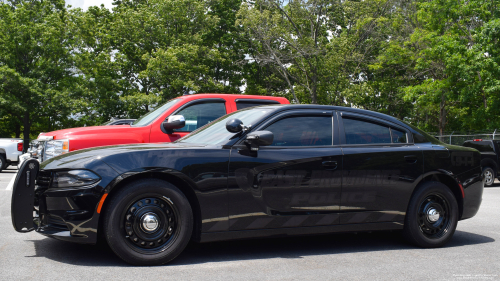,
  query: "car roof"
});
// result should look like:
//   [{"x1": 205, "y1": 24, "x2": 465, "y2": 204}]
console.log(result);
[{"x1": 255, "y1": 104, "x2": 406, "y2": 126}]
